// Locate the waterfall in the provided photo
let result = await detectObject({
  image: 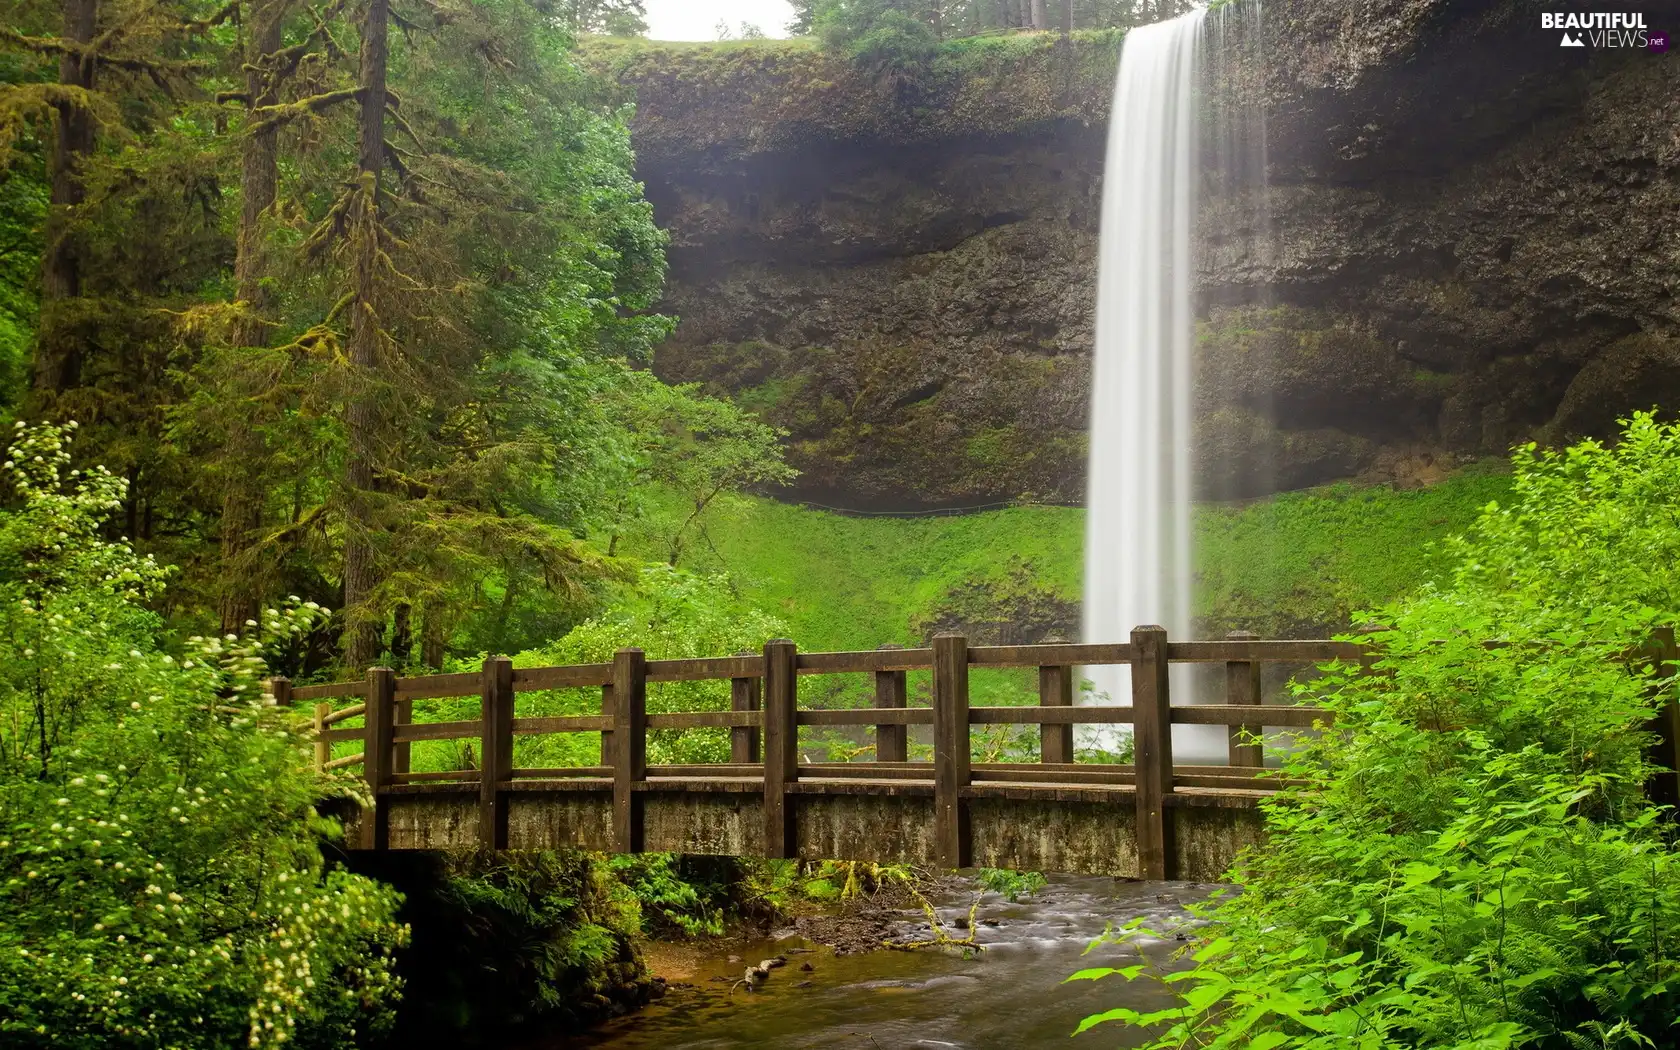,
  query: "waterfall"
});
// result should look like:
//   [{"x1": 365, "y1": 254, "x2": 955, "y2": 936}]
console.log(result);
[{"x1": 1081, "y1": 8, "x2": 1209, "y2": 757}]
